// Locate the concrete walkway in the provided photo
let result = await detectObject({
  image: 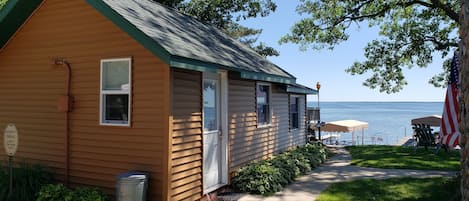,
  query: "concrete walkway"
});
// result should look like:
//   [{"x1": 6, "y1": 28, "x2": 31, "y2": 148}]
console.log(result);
[{"x1": 226, "y1": 146, "x2": 457, "y2": 201}]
